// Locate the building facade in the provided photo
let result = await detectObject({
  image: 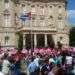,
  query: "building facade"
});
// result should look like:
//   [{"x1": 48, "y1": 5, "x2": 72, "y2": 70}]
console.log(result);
[{"x1": 0, "y1": 0, "x2": 69, "y2": 49}]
